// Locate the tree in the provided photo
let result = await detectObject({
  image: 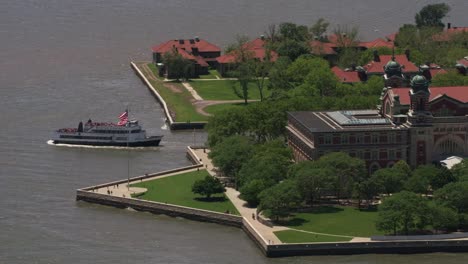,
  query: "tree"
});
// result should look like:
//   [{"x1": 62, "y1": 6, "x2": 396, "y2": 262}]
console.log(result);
[
  {"x1": 392, "y1": 160, "x2": 412, "y2": 178},
  {"x1": 267, "y1": 56, "x2": 294, "y2": 99},
  {"x1": 376, "y1": 191, "x2": 429, "y2": 235},
  {"x1": 451, "y1": 158, "x2": 468, "y2": 181},
  {"x1": 206, "y1": 107, "x2": 249, "y2": 147},
  {"x1": 258, "y1": 180, "x2": 302, "y2": 221},
  {"x1": 192, "y1": 176, "x2": 225, "y2": 199},
  {"x1": 371, "y1": 167, "x2": 406, "y2": 195},
  {"x1": 415, "y1": 3, "x2": 450, "y2": 29},
  {"x1": 209, "y1": 136, "x2": 254, "y2": 179},
  {"x1": 239, "y1": 179, "x2": 273, "y2": 206},
  {"x1": 229, "y1": 35, "x2": 256, "y2": 105},
  {"x1": 162, "y1": 48, "x2": 193, "y2": 81},
  {"x1": 310, "y1": 18, "x2": 329, "y2": 41},
  {"x1": 357, "y1": 177, "x2": 382, "y2": 208},
  {"x1": 276, "y1": 39, "x2": 310, "y2": 62},
  {"x1": 315, "y1": 152, "x2": 367, "y2": 199},
  {"x1": 289, "y1": 161, "x2": 334, "y2": 205},
  {"x1": 434, "y1": 181, "x2": 468, "y2": 214},
  {"x1": 252, "y1": 54, "x2": 273, "y2": 101},
  {"x1": 428, "y1": 202, "x2": 458, "y2": 233},
  {"x1": 279, "y1": 22, "x2": 309, "y2": 42}
]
